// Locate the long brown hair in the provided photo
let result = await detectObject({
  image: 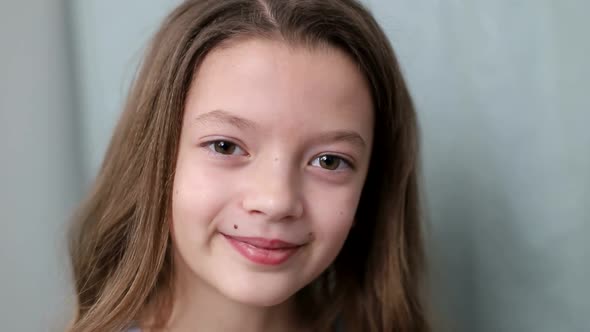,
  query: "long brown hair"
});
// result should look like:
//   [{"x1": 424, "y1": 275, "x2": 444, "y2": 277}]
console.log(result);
[{"x1": 67, "y1": 0, "x2": 429, "y2": 331}]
